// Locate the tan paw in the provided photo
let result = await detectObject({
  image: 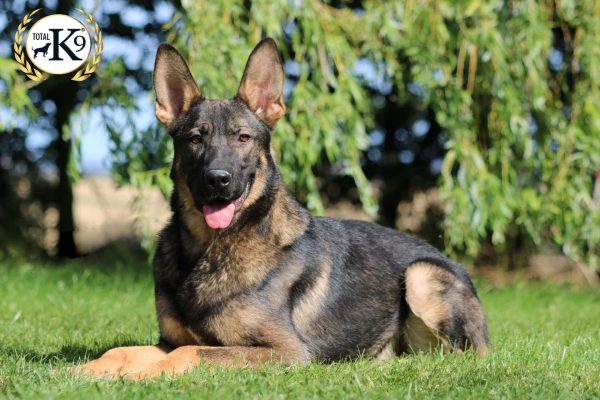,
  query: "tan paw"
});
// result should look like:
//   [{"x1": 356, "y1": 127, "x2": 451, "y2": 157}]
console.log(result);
[
  {"x1": 124, "y1": 346, "x2": 204, "y2": 380},
  {"x1": 73, "y1": 345, "x2": 169, "y2": 379}
]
